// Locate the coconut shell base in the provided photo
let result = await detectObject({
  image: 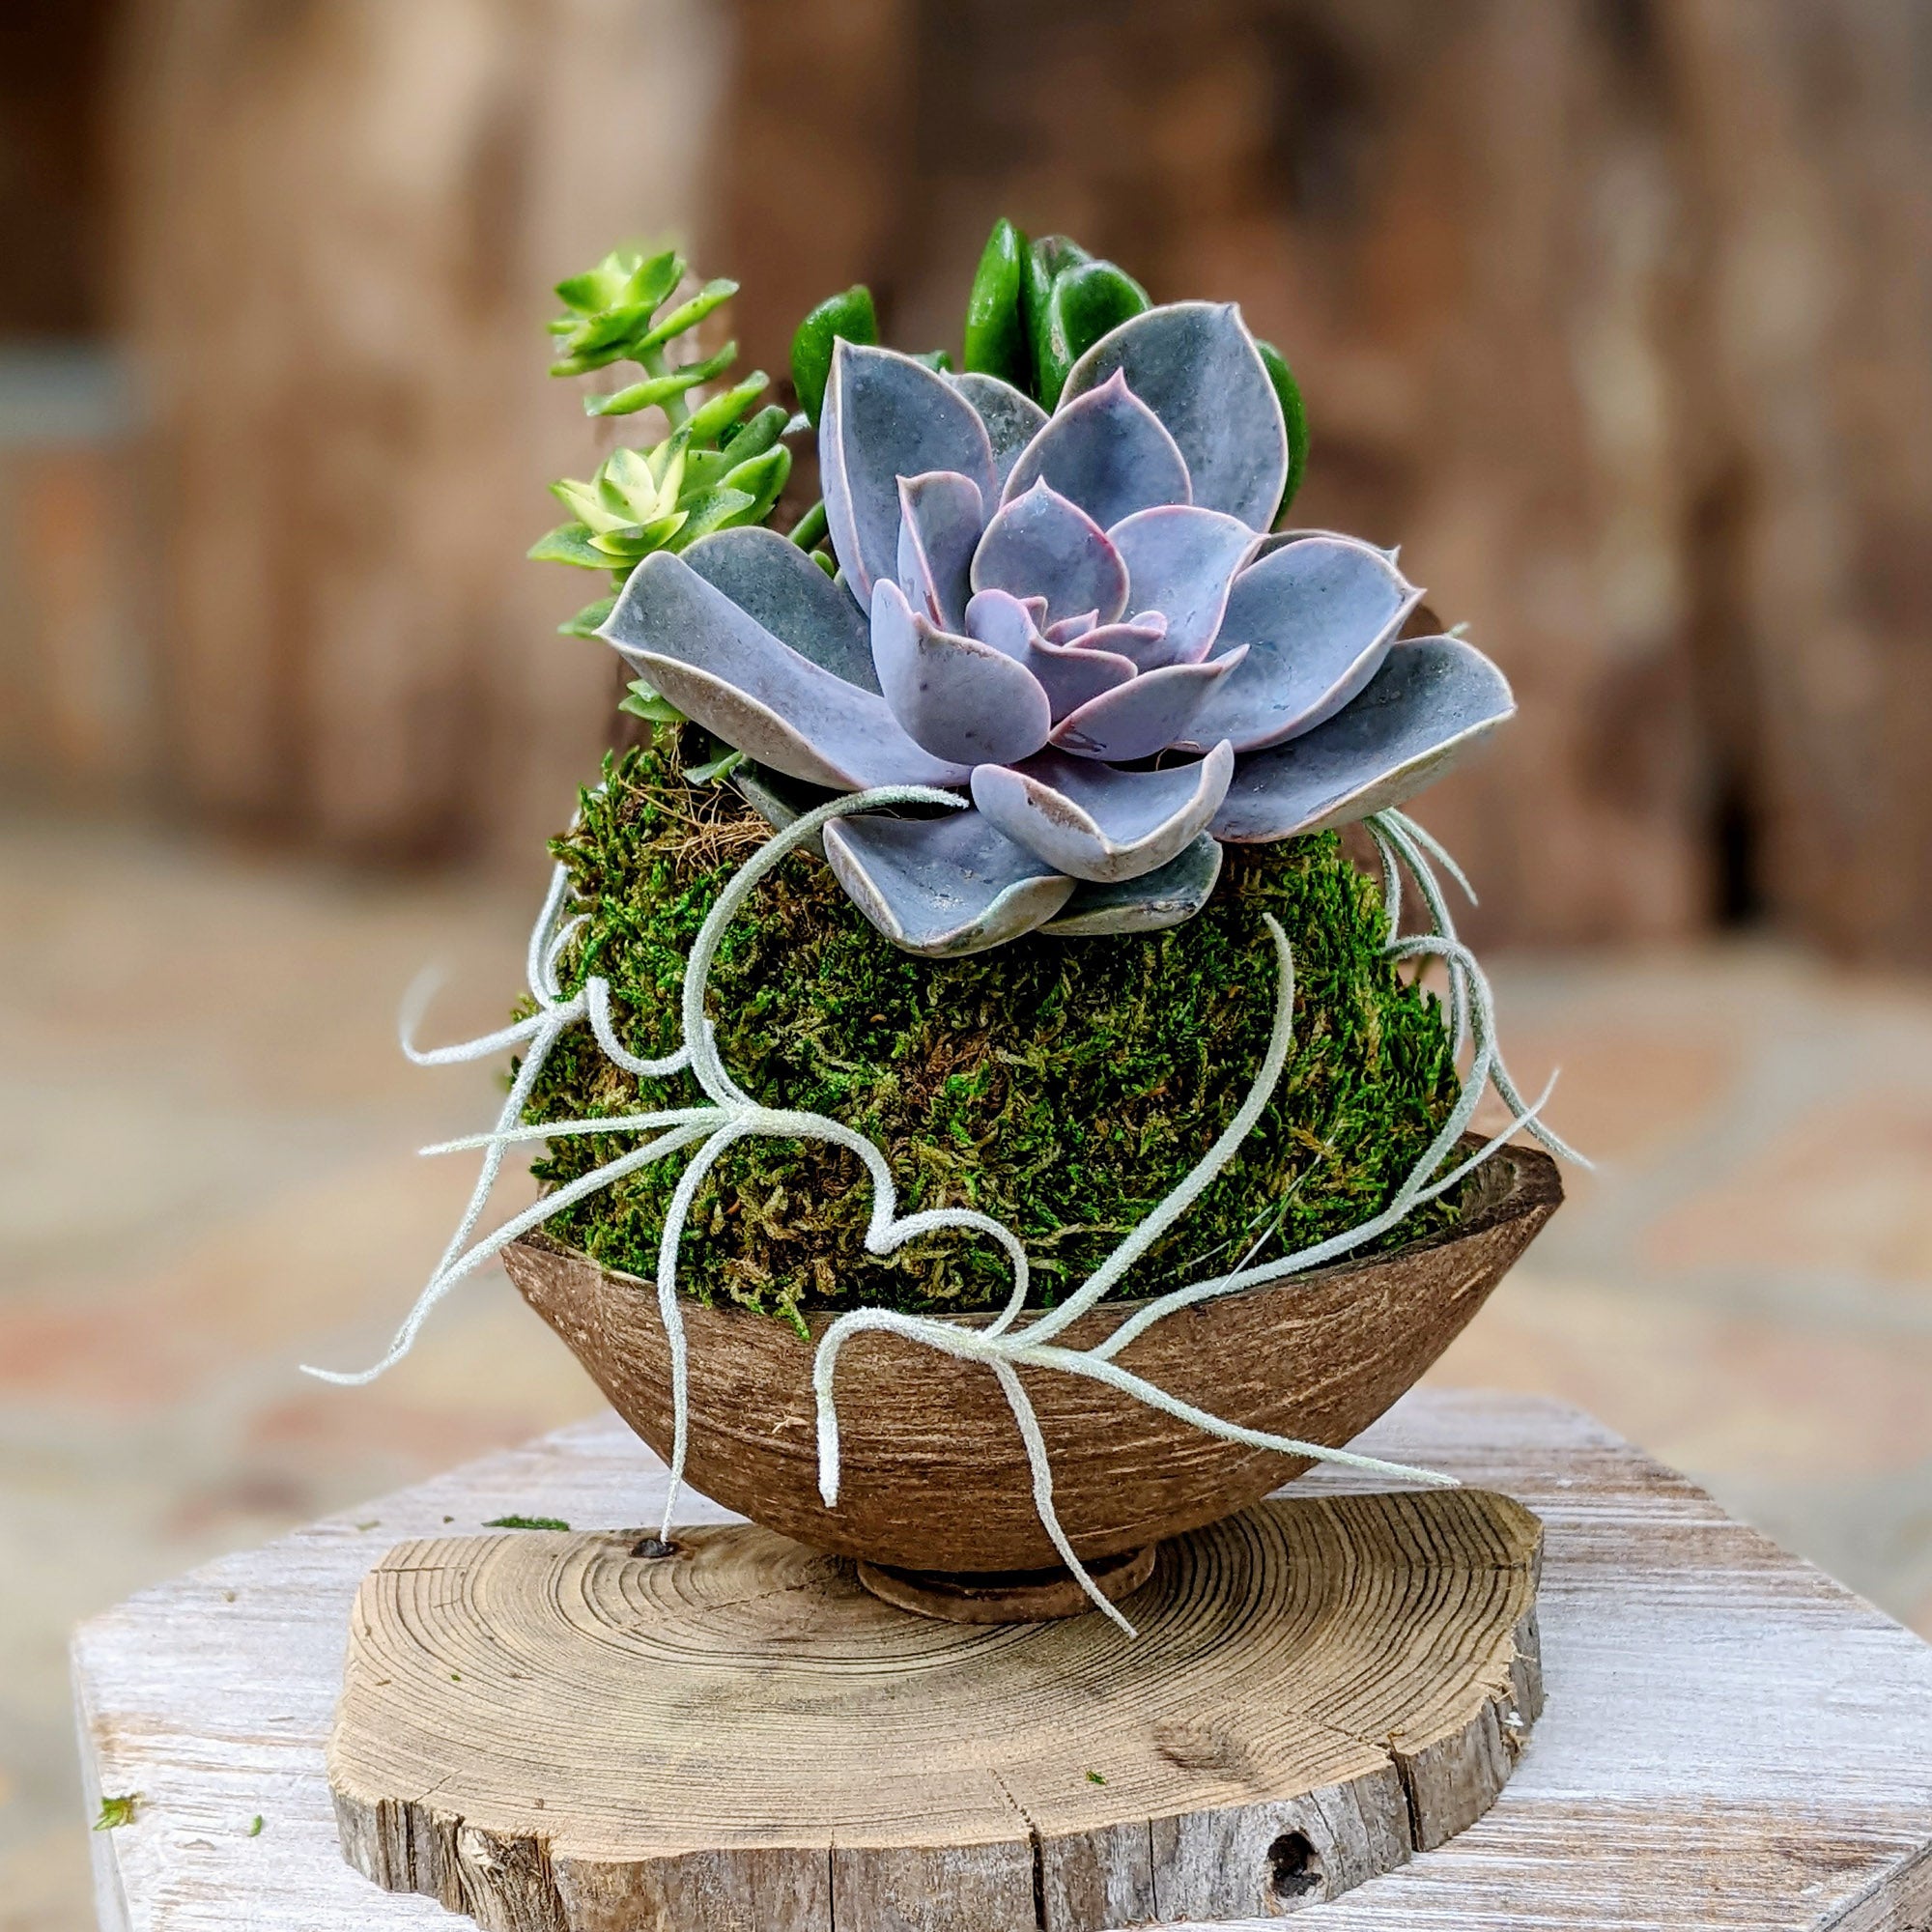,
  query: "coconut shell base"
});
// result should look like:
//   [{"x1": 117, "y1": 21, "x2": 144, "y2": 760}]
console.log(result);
[{"x1": 503, "y1": 1138, "x2": 1559, "y2": 1577}]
